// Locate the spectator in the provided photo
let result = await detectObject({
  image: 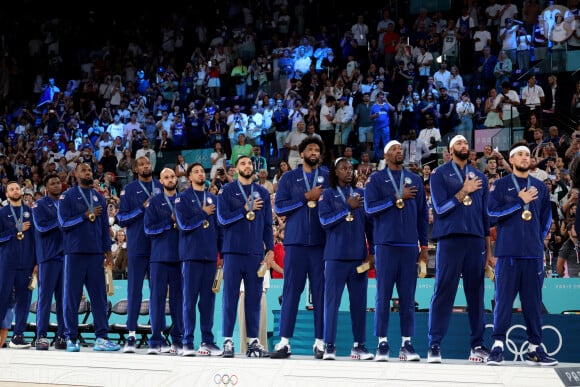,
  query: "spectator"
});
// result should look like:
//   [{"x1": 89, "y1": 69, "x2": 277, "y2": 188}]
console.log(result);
[{"x1": 112, "y1": 228, "x2": 128, "y2": 279}]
